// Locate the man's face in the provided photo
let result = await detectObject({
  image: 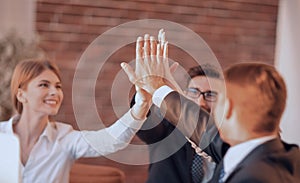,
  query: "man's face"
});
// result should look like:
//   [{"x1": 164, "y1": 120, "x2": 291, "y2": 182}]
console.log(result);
[{"x1": 185, "y1": 76, "x2": 221, "y2": 113}]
